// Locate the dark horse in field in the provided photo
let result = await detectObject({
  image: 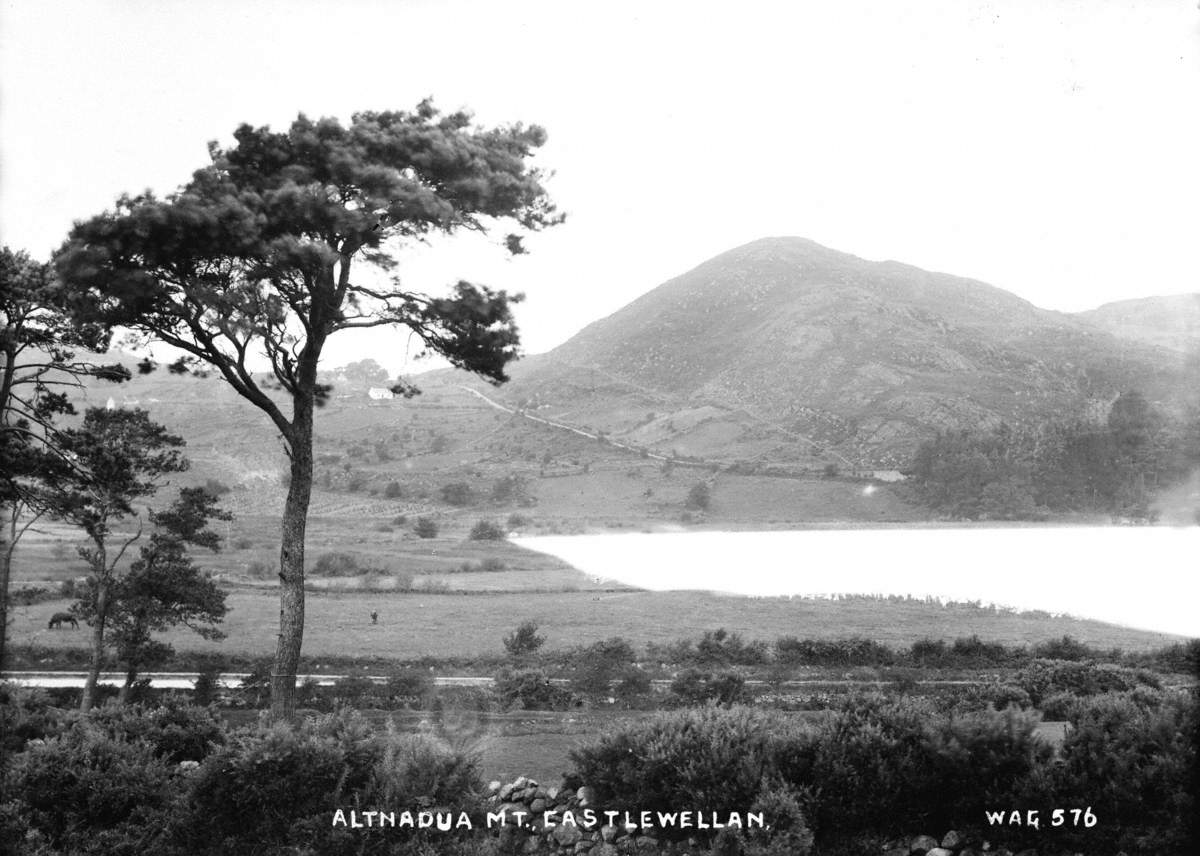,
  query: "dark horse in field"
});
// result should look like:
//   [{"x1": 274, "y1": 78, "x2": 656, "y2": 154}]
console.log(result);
[{"x1": 48, "y1": 612, "x2": 78, "y2": 630}]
